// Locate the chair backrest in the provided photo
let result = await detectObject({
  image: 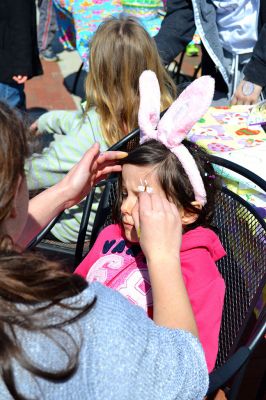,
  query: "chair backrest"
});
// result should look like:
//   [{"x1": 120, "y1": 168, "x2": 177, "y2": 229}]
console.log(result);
[{"x1": 87, "y1": 153, "x2": 266, "y2": 374}]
